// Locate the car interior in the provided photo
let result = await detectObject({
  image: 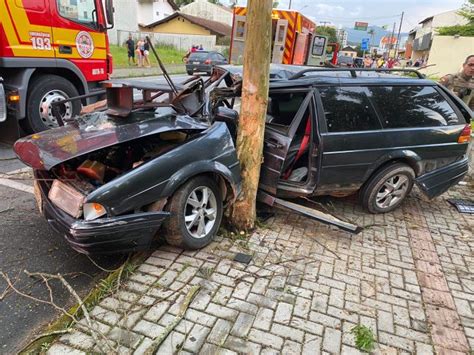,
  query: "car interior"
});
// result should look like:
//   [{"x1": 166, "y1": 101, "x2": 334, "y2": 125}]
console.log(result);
[{"x1": 266, "y1": 92, "x2": 313, "y2": 183}]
